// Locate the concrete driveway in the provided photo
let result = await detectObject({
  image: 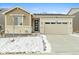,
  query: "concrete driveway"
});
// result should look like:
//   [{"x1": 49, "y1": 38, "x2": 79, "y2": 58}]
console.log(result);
[{"x1": 46, "y1": 34, "x2": 79, "y2": 55}]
